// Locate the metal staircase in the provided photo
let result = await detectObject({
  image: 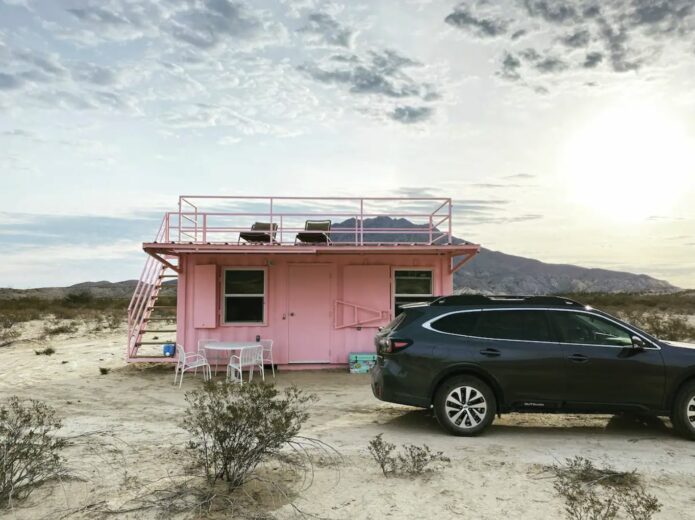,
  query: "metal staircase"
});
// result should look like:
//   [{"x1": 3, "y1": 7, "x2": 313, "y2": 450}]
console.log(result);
[{"x1": 127, "y1": 218, "x2": 179, "y2": 361}]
